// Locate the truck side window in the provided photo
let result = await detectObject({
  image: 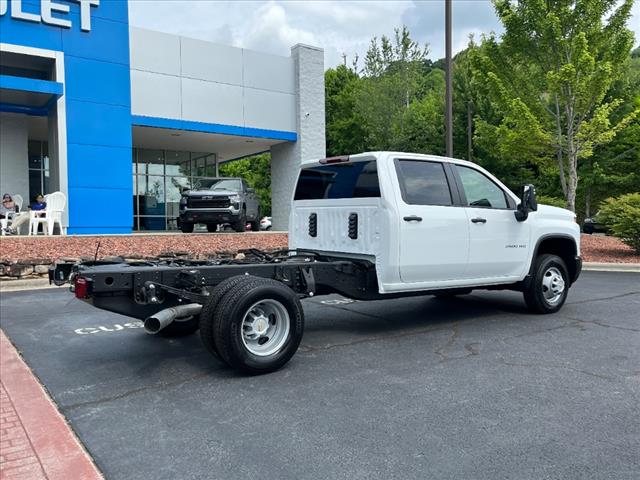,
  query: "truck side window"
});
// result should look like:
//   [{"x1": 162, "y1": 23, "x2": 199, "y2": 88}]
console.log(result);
[
  {"x1": 396, "y1": 160, "x2": 453, "y2": 206},
  {"x1": 455, "y1": 165, "x2": 508, "y2": 209}
]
